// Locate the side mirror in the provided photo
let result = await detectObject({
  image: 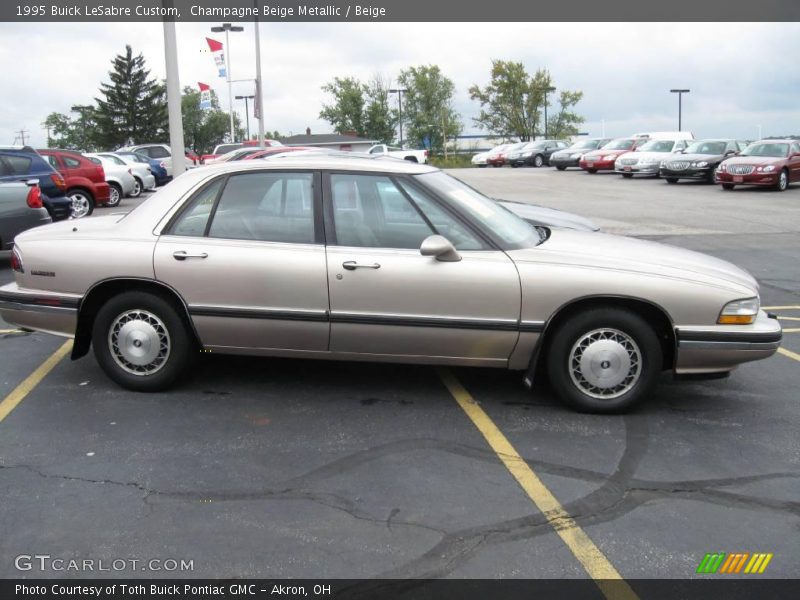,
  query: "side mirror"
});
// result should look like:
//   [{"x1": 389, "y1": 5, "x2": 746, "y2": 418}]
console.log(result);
[{"x1": 420, "y1": 235, "x2": 461, "y2": 262}]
